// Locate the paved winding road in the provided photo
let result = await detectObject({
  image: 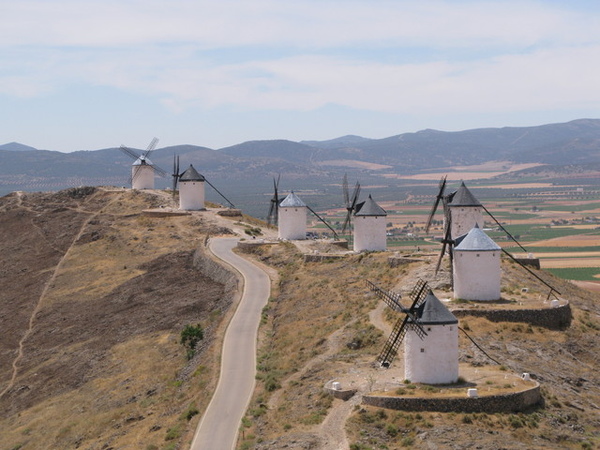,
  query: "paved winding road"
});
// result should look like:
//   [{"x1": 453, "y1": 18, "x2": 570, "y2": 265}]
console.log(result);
[{"x1": 191, "y1": 238, "x2": 271, "y2": 450}]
